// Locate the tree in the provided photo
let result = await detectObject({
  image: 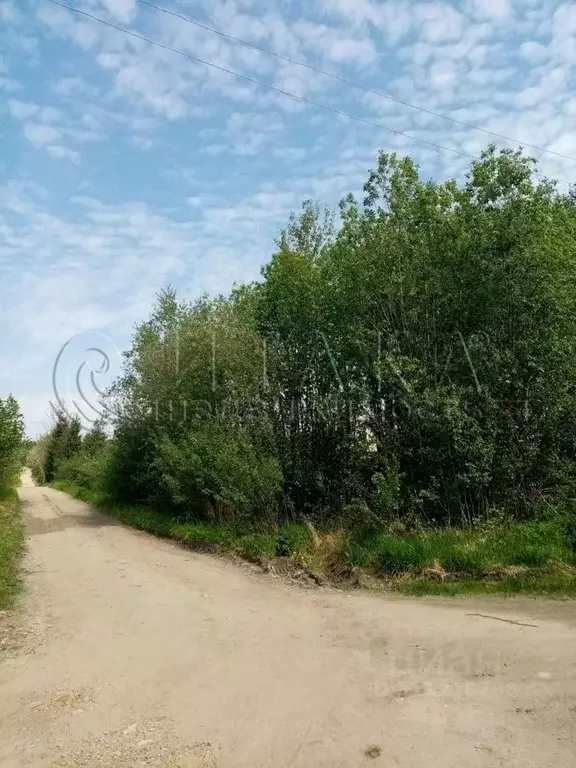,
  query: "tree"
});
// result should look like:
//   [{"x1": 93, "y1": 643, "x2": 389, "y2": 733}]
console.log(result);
[
  {"x1": 82, "y1": 421, "x2": 108, "y2": 456},
  {"x1": 0, "y1": 396, "x2": 24, "y2": 494},
  {"x1": 44, "y1": 411, "x2": 82, "y2": 483}
]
